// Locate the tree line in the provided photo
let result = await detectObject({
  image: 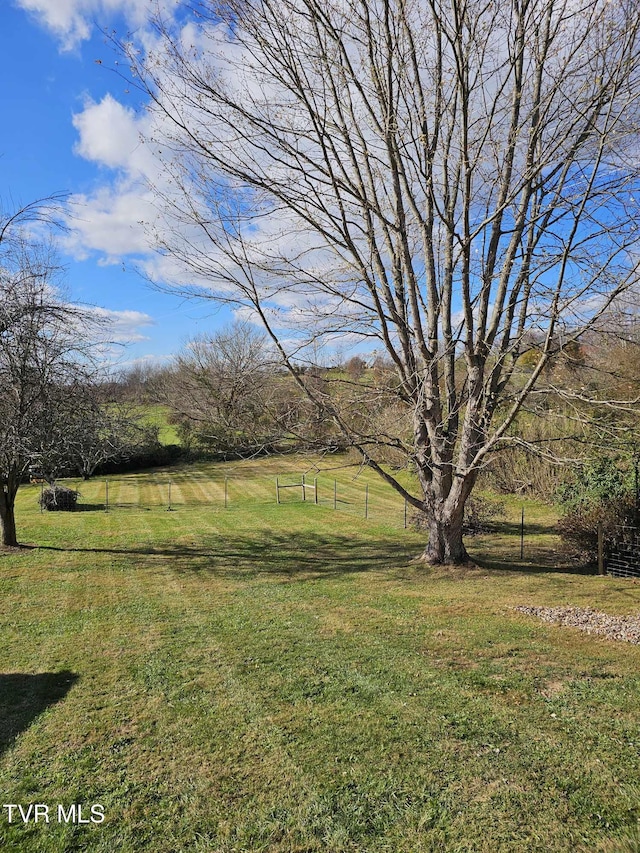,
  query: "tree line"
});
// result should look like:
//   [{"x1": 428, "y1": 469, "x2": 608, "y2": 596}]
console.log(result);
[{"x1": 116, "y1": 317, "x2": 640, "y2": 498}]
